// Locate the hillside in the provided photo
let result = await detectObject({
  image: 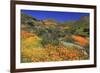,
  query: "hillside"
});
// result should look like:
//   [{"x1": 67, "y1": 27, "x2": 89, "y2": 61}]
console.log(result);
[{"x1": 21, "y1": 13, "x2": 89, "y2": 62}]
